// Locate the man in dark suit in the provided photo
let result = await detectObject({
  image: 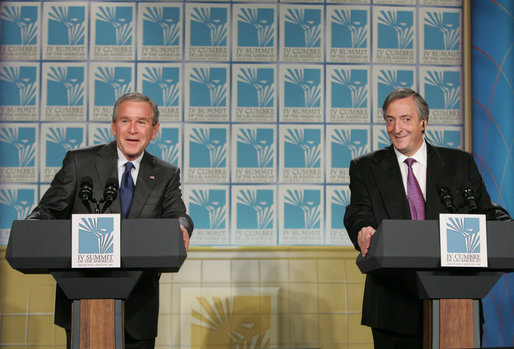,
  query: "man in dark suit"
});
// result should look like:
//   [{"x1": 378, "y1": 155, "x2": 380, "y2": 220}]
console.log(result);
[
  {"x1": 27, "y1": 92, "x2": 193, "y2": 349},
  {"x1": 344, "y1": 88, "x2": 510, "y2": 348}
]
